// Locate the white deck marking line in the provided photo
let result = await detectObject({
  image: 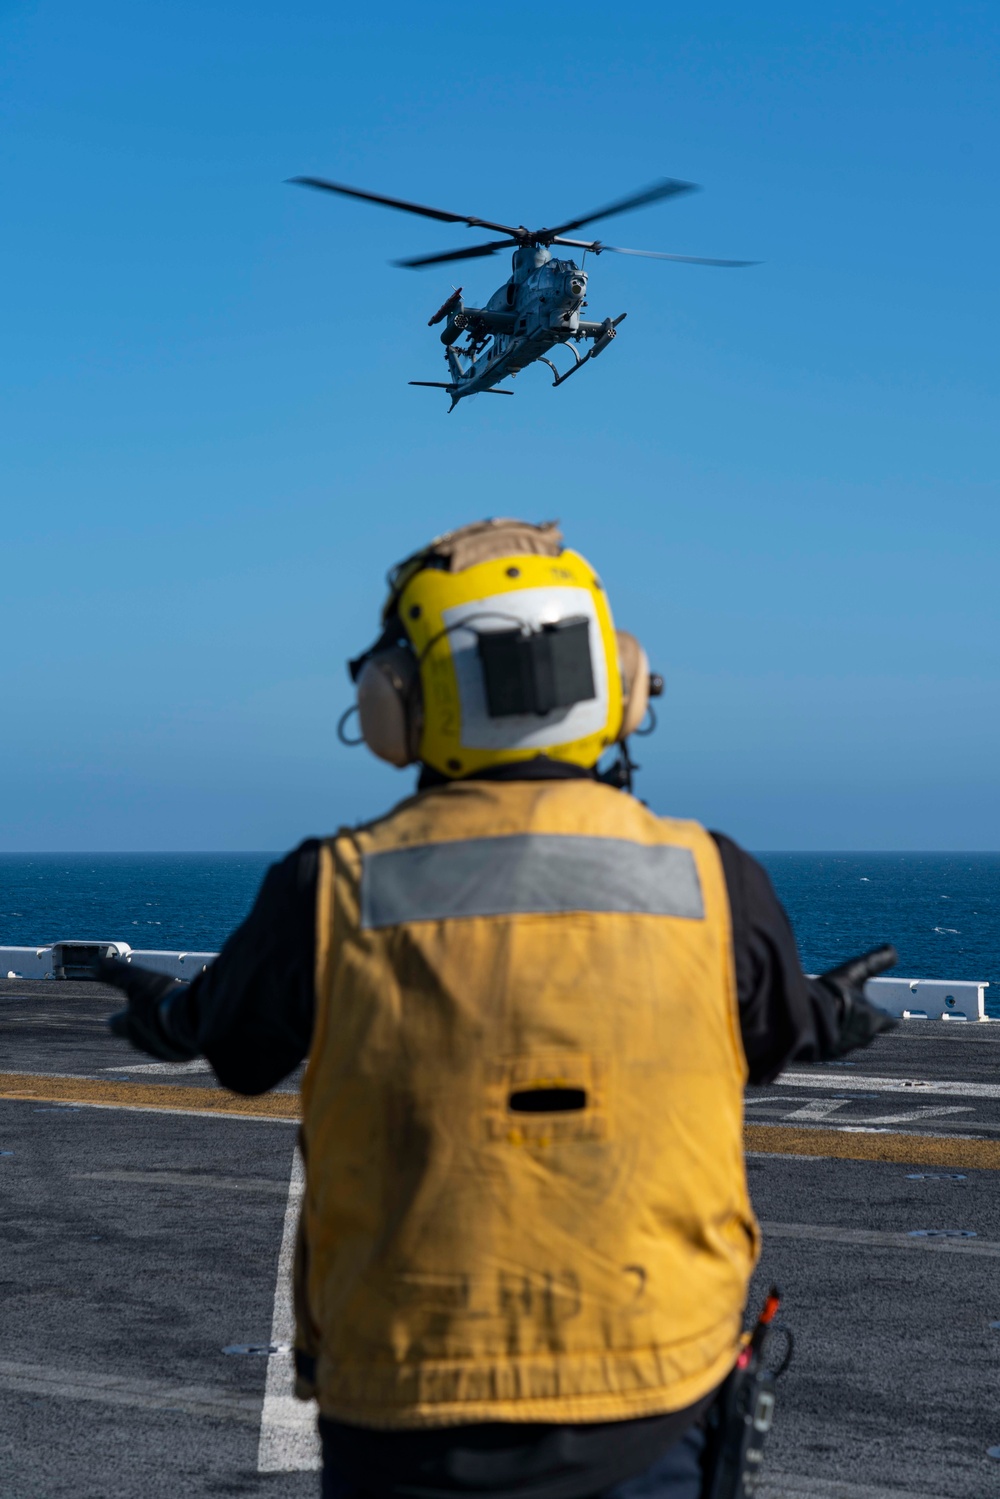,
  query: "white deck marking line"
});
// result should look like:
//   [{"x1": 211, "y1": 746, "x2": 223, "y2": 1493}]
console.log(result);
[
  {"x1": 773, "y1": 1103, "x2": 974, "y2": 1126},
  {"x1": 854, "y1": 1105, "x2": 974, "y2": 1126},
  {"x1": 2, "y1": 1017, "x2": 108, "y2": 1029},
  {"x1": 761, "y1": 1471, "x2": 943, "y2": 1499},
  {"x1": 75, "y1": 1170, "x2": 290, "y2": 1193},
  {"x1": 745, "y1": 1151, "x2": 827, "y2": 1162},
  {"x1": 760, "y1": 1221, "x2": 1000, "y2": 1256},
  {"x1": 257, "y1": 1147, "x2": 322, "y2": 1473},
  {"x1": 781, "y1": 1099, "x2": 853, "y2": 1121},
  {"x1": 104, "y1": 1059, "x2": 213, "y2": 1075},
  {"x1": 0, "y1": 1356, "x2": 261, "y2": 1424},
  {"x1": 755, "y1": 1094, "x2": 978, "y2": 1128},
  {"x1": 775, "y1": 1072, "x2": 1000, "y2": 1098},
  {"x1": 0, "y1": 1097, "x2": 298, "y2": 1124}
]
